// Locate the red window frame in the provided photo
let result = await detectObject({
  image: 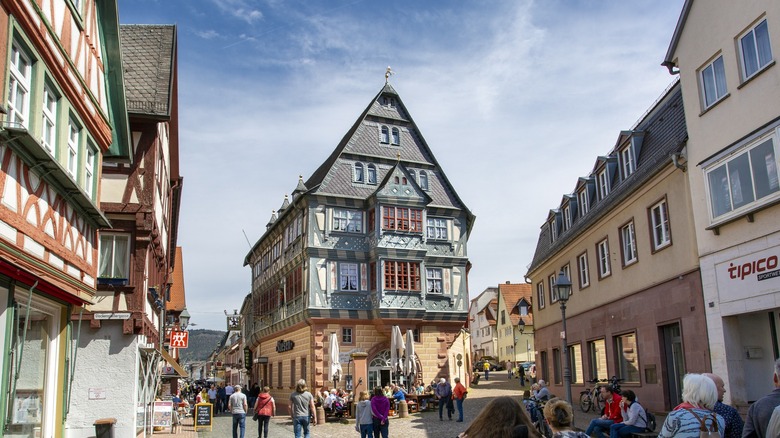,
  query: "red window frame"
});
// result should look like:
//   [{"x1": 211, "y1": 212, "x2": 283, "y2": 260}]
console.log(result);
[
  {"x1": 383, "y1": 261, "x2": 421, "y2": 292},
  {"x1": 382, "y1": 207, "x2": 423, "y2": 233}
]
